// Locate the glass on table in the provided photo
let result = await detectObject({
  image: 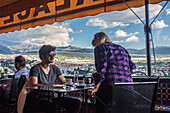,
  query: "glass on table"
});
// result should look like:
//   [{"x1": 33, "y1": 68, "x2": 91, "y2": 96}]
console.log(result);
[
  {"x1": 66, "y1": 78, "x2": 72, "y2": 84},
  {"x1": 65, "y1": 78, "x2": 74, "y2": 86},
  {"x1": 78, "y1": 80, "x2": 85, "y2": 84},
  {"x1": 4, "y1": 74, "x2": 8, "y2": 79}
]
